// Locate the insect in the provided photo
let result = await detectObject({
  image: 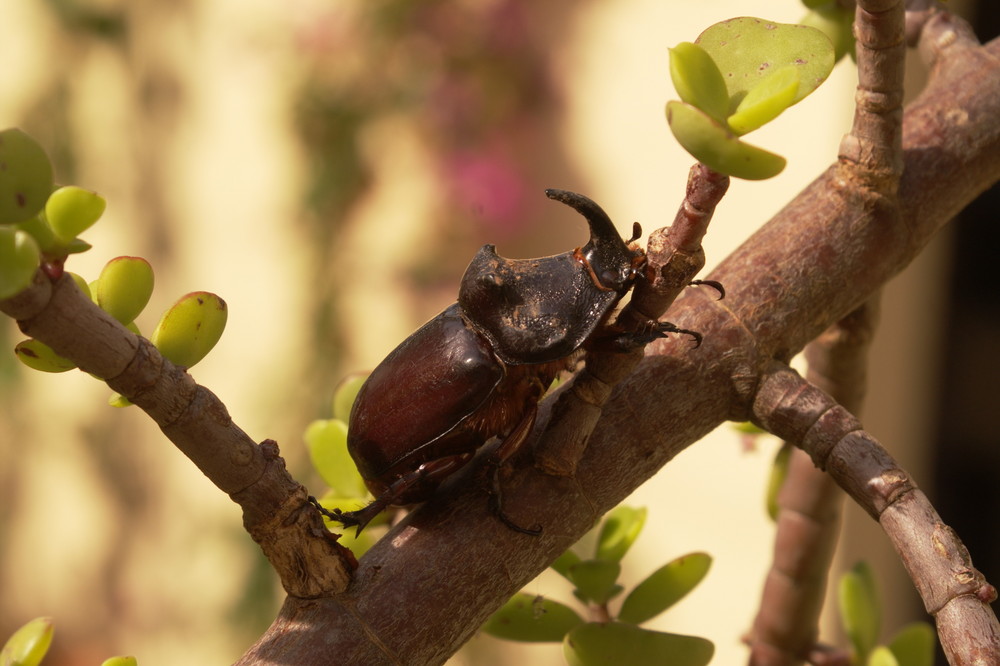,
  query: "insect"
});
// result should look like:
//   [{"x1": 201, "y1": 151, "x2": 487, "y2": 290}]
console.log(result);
[{"x1": 319, "y1": 189, "x2": 709, "y2": 536}]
